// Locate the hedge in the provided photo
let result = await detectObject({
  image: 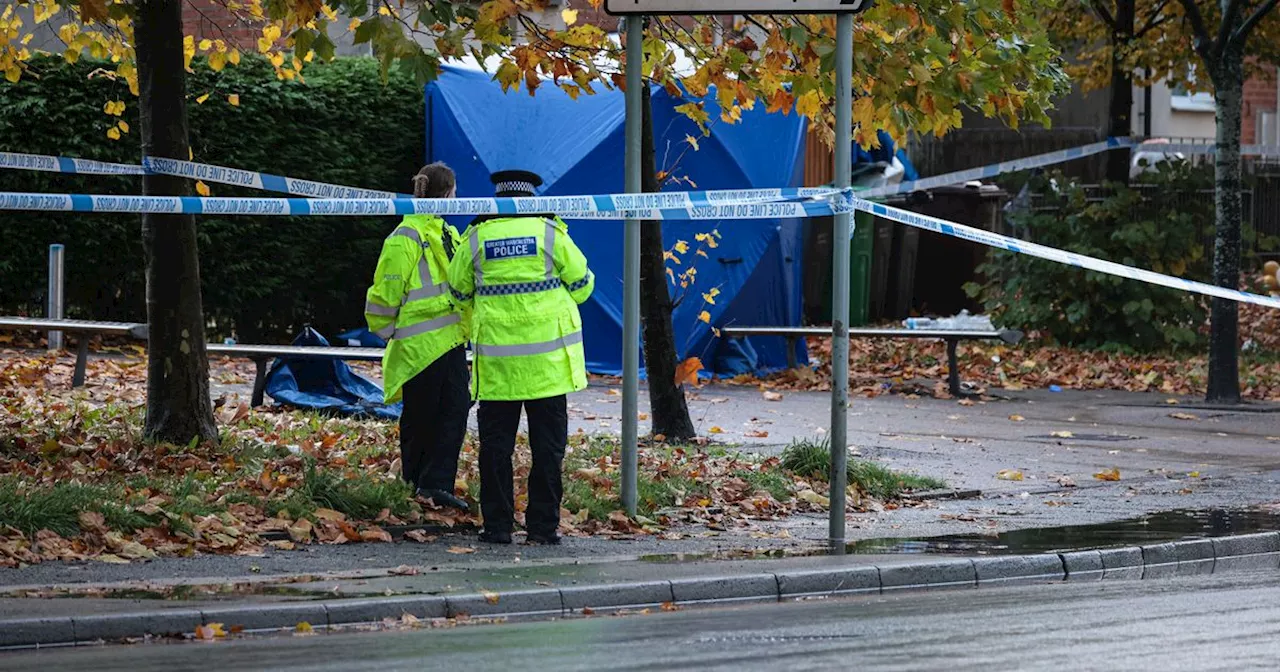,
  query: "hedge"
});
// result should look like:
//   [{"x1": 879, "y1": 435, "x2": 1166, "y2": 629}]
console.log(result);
[{"x1": 0, "y1": 55, "x2": 425, "y2": 342}]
